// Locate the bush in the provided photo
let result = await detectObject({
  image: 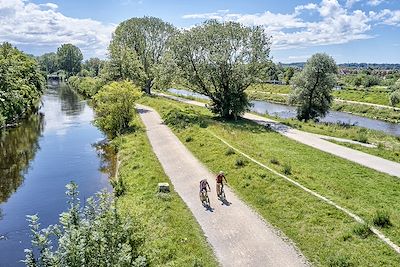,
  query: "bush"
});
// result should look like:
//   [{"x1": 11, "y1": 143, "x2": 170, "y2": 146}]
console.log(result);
[
  {"x1": 372, "y1": 210, "x2": 392, "y2": 228},
  {"x1": 93, "y1": 81, "x2": 142, "y2": 138},
  {"x1": 328, "y1": 255, "x2": 353, "y2": 267},
  {"x1": 389, "y1": 91, "x2": 400, "y2": 107},
  {"x1": 235, "y1": 158, "x2": 246, "y2": 167},
  {"x1": 282, "y1": 163, "x2": 292, "y2": 175},
  {"x1": 185, "y1": 136, "x2": 193, "y2": 142},
  {"x1": 270, "y1": 157, "x2": 280, "y2": 165},
  {"x1": 23, "y1": 182, "x2": 147, "y2": 266},
  {"x1": 352, "y1": 223, "x2": 372, "y2": 239},
  {"x1": 225, "y1": 148, "x2": 235, "y2": 156},
  {"x1": 68, "y1": 76, "x2": 105, "y2": 98},
  {"x1": 111, "y1": 177, "x2": 126, "y2": 197}
]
